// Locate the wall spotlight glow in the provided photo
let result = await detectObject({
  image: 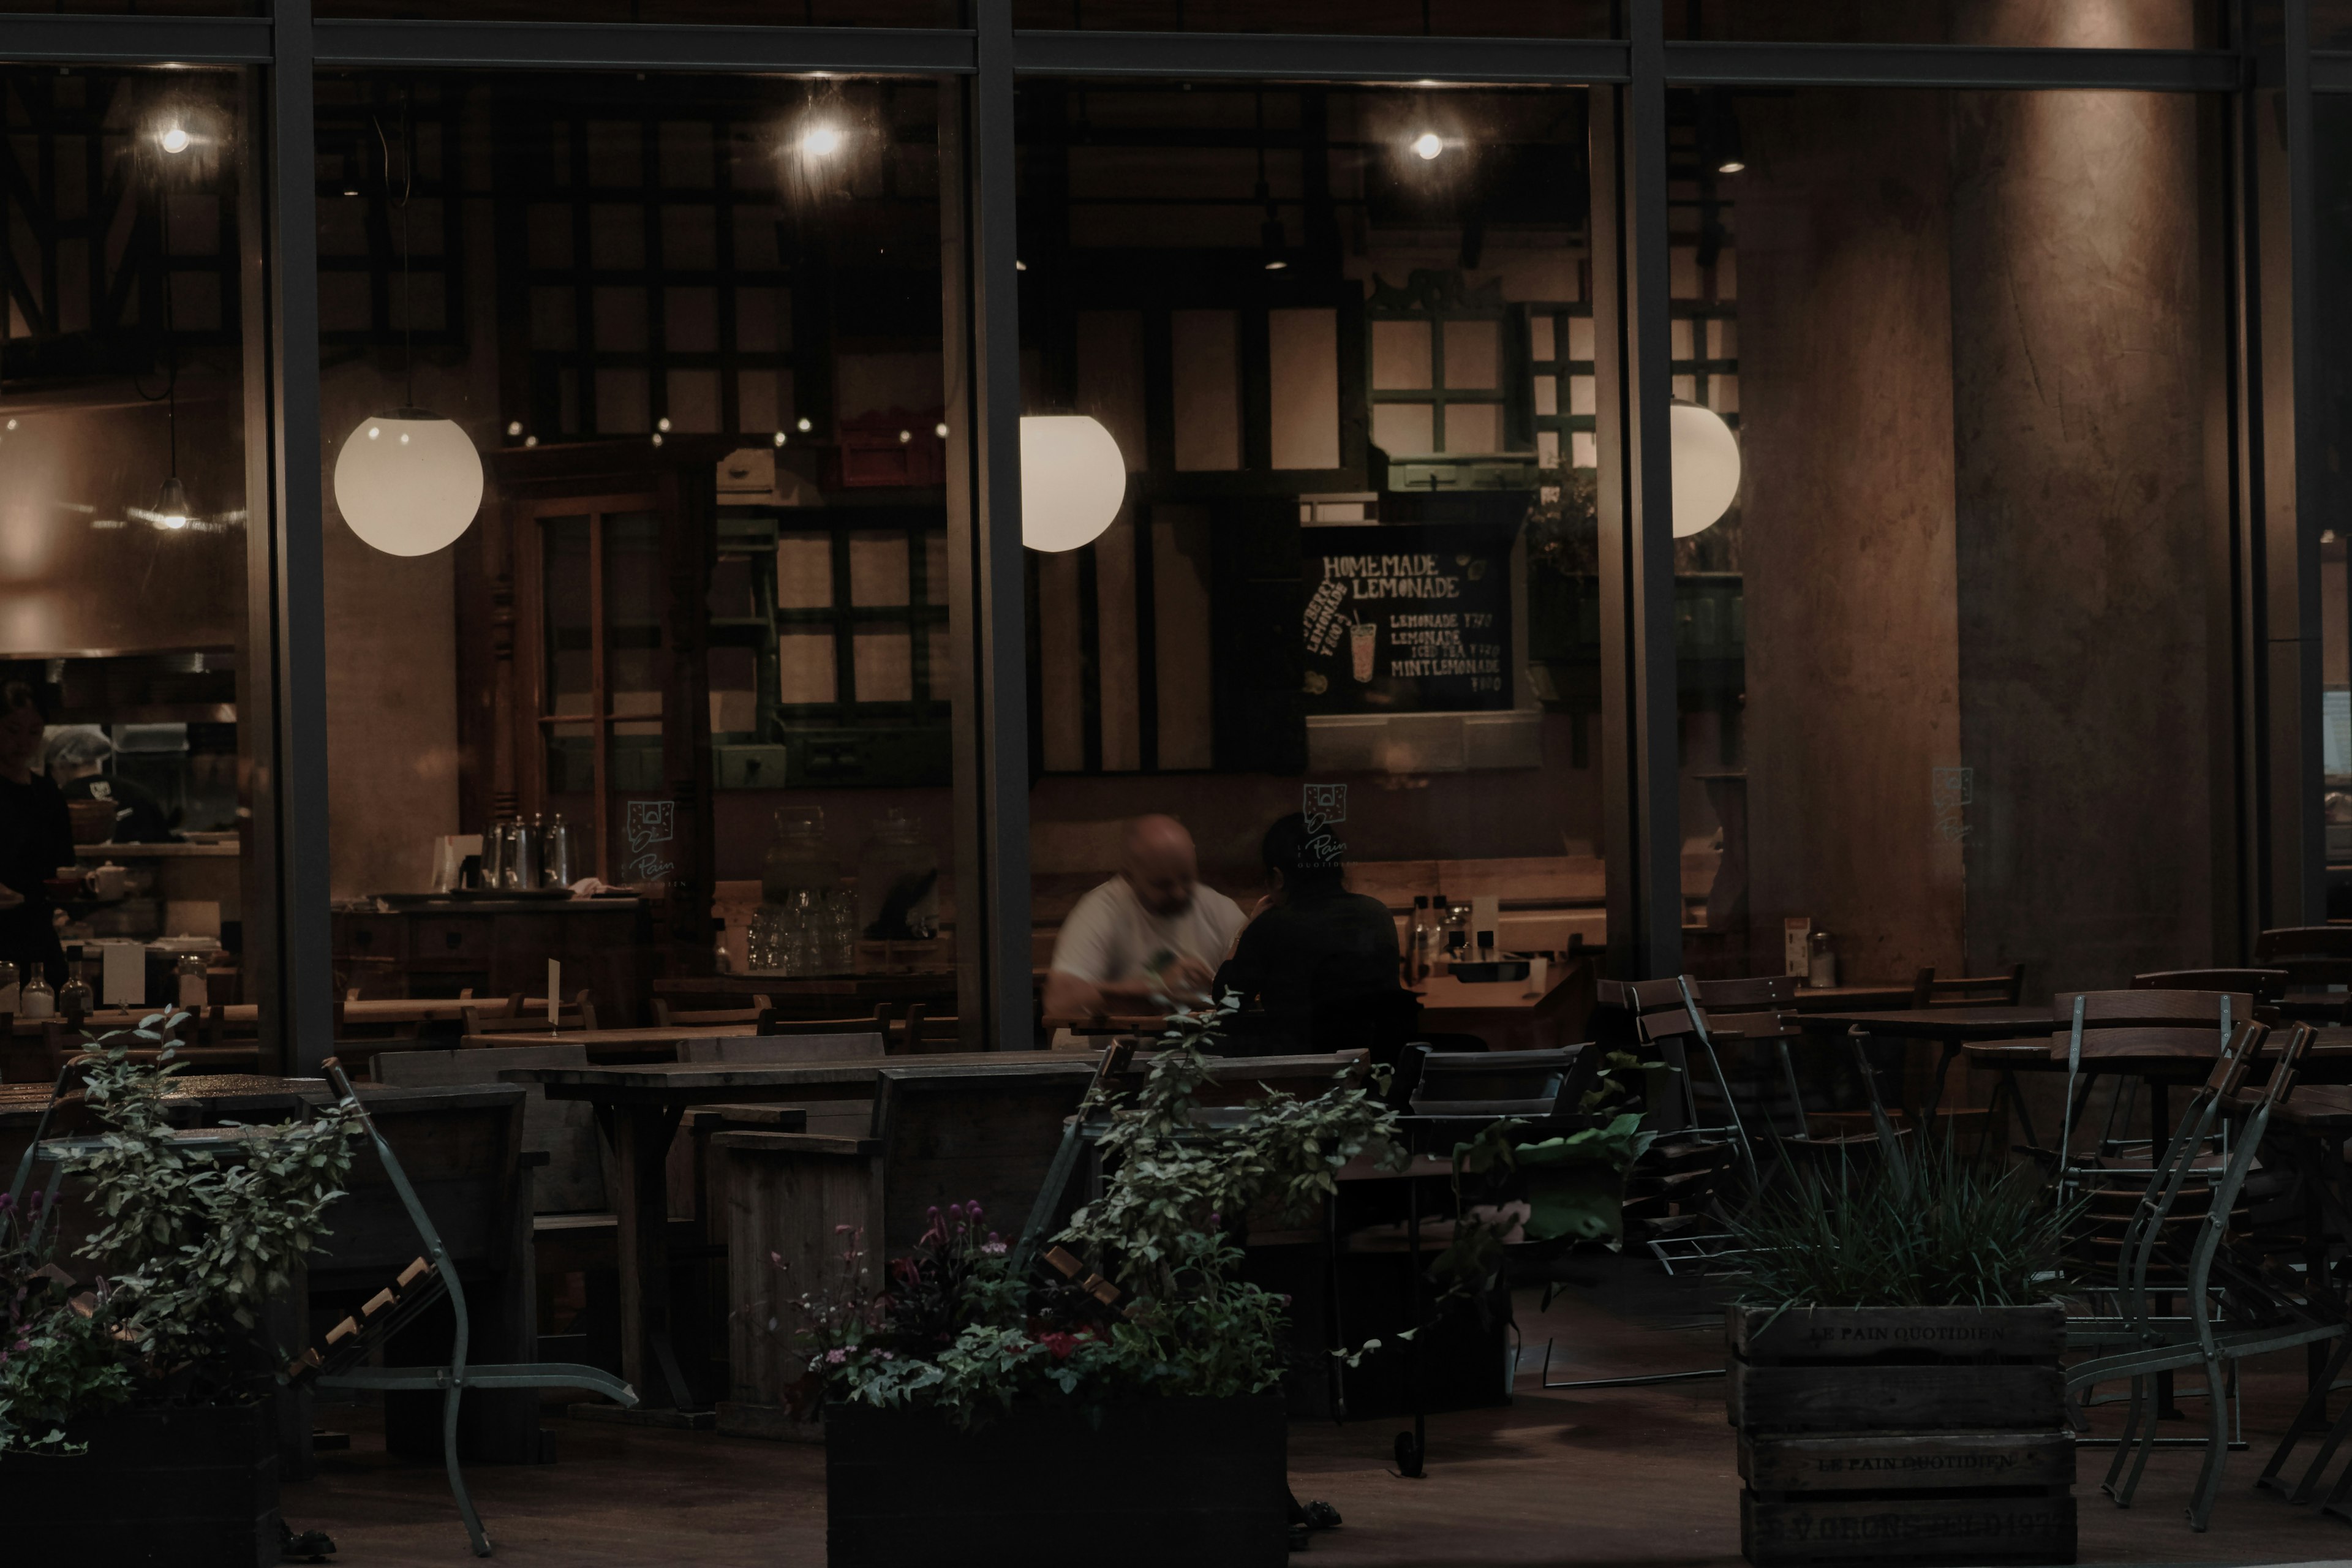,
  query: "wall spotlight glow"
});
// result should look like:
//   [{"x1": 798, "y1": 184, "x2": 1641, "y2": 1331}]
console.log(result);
[
  {"x1": 159, "y1": 126, "x2": 191, "y2": 156},
  {"x1": 1411, "y1": 132, "x2": 1444, "y2": 161},
  {"x1": 1717, "y1": 159, "x2": 1747, "y2": 175},
  {"x1": 801, "y1": 124, "x2": 843, "y2": 157}
]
